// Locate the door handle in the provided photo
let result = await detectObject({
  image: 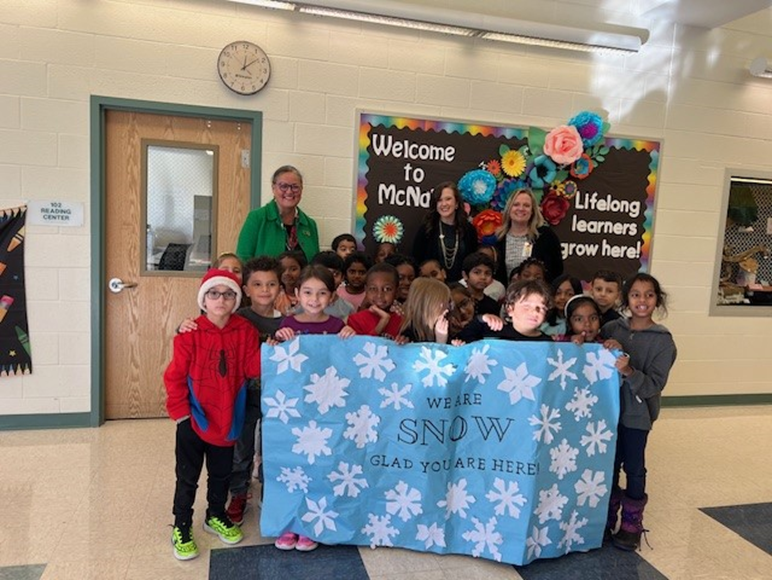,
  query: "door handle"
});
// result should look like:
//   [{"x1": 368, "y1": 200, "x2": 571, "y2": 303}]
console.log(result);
[{"x1": 108, "y1": 277, "x2": 138, "y2": 294}]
